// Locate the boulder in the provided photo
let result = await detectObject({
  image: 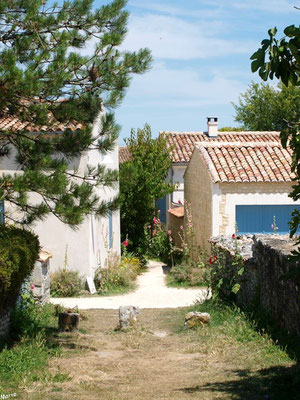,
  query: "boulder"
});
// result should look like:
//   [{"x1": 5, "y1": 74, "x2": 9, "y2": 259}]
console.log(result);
[
  {"x1": 184, "y1": 312, "x2": 211, "y2": 328},
  {"x1": 119, "y1": 306, "x2": 140, "y2": 330}
]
